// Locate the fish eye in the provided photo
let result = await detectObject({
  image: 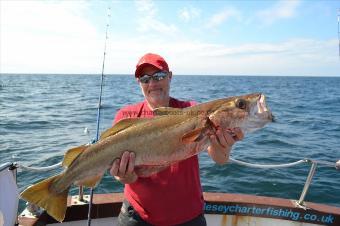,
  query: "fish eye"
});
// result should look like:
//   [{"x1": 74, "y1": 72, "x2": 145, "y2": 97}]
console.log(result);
[{"x1": 236, "y1": 99, "x2": 247, "y2": 110}]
